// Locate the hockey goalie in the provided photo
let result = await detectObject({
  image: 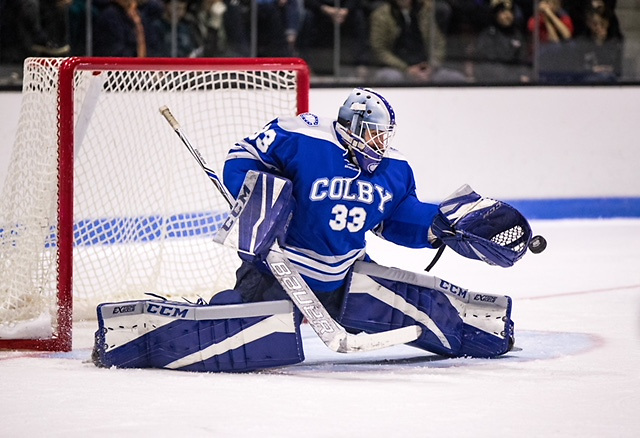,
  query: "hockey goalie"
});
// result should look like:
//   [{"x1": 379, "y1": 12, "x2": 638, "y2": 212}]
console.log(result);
[{"x1": 93, "y1": 88, "x2": 539, "y2": 372}]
